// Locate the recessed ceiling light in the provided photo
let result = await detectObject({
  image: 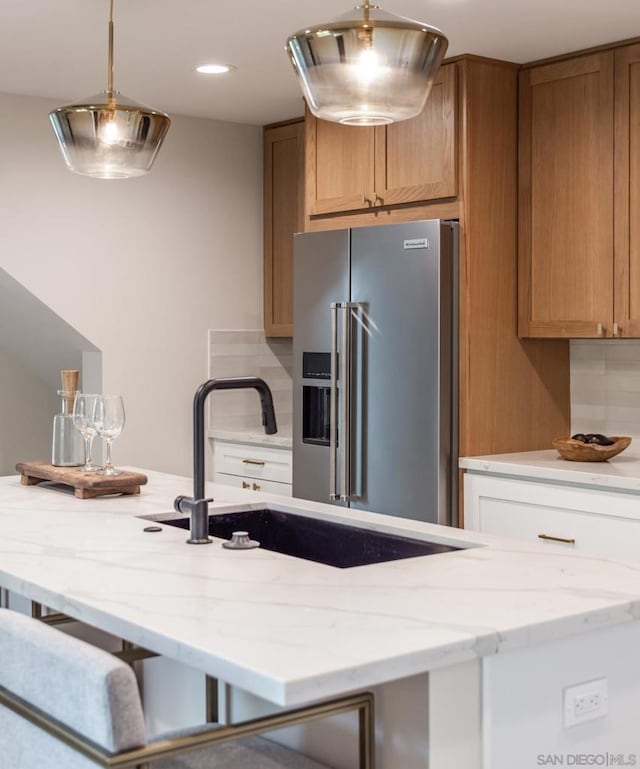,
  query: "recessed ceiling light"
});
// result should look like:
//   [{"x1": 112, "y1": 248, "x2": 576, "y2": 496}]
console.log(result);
[{"x1": 196, "y1": 64, "x2": 236, "y2": 75}]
